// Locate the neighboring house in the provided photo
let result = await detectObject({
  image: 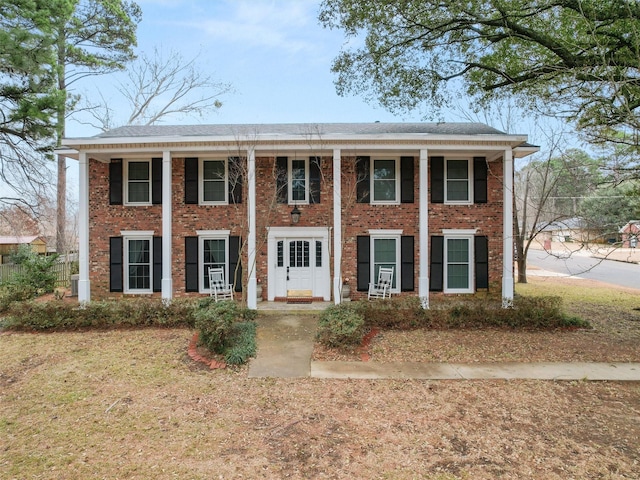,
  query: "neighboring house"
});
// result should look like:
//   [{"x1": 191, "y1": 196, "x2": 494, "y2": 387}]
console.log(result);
[
  {"x1": 59, "y1": 123, "x2": 537, "y2": 308},
  {"x1": 620, "y1": 221, "x2": 640, "y2": 247},
  {"x1": 537, "y1": 217, "x2": 594, "y2": 244},
  {"x1": 0, "y1": 235, "x2": 47, "y2": 264}
]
